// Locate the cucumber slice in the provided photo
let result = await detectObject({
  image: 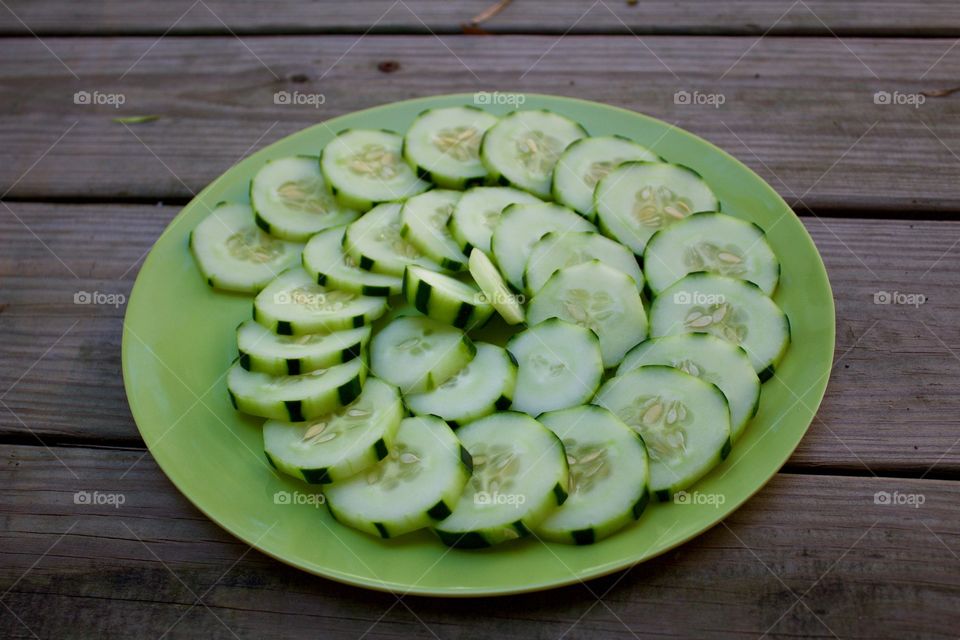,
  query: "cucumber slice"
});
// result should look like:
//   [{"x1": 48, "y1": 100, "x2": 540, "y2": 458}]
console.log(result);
[
  {"x1": 399, "y1": 190, "x2": 467, "y2": 271},
  {"x1": 227, "y1": 357, "x2": 367, "y2": 422},
  {"x1": 468, "y1": 249, "x2": 525, "y2": 325},
  {"x1": 262, "y1": 377, "x2": 403, "y2": 483},
  {"x1": 523, "y1": 230, "x2": 645, "y2": 295},
  {"x1": 527, "y1": 261, "x2": 648, "y2": 368},
  {"x1": 325, "y1": 415, "x2": 472, "y2": 537},
  {"x1": 189, "y1": 202, "x2": 302, "y2": 293},
  {"x1": 250, "y1": 156, "x2": 359, "y2": 241},
  {"x1": 237, "y1": 319, "x2": 369, "y2": 376},
  {"x1": 595, "y1": 162, "x2": 719, "y2": 254},
  {"x1": 649, "y1": 273, "x2": 791, "y2": 380},
  {"x1": 343, "y1": 203, "x2": 447, "y2": 277},
  {"x1": 253, "y1": 267, "x2": 388, "y2": 334},
  {"x1": 433, "y1": 412, "x2": 569, "y2": 548},
  {"x1": 370, "y1": 315, "x2": 476, "y2": 394},
  {"x1": 402, "y1": 106, "x2": 499, "y2": 189},
  {"x1": 491, "y1": 202, "x2": 595, "y2": 290},
  {"x1": 551, "y1": 136, "x2": 659, "y2": 218},
  {"x1": 644, "y1": 212, "x2": 780, "y2": 296},
  {"x1": 618, "y1": 334, "x2": 760, "y2": 442},
  {"x1": 480, "y1": 109, "x2": 587, "y2": 198},
  {"x1": 405, "y1": 343, "x2": 517, "y2": 428},
  {"x1": 319, "y1": 129, "x2": 430, "y2": 211},
  {"x1": 594, "y1": 364, "x2": 731, "y2": 500},
  {"x1": 302, "y1": 226, "x2": 401, "y2": 296},
  {"x1": 402, "y1": 265, "x2": 493, "y2": 330},
  {"x1": 449, "y1": 186, "x2": 542, "y2": 254},
  {"x1": 534, "y1": 405, "x2": 650, "y2": 545},
  {"x1": 506, "y1": 319, "x2": 603, "y2": 416}
]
